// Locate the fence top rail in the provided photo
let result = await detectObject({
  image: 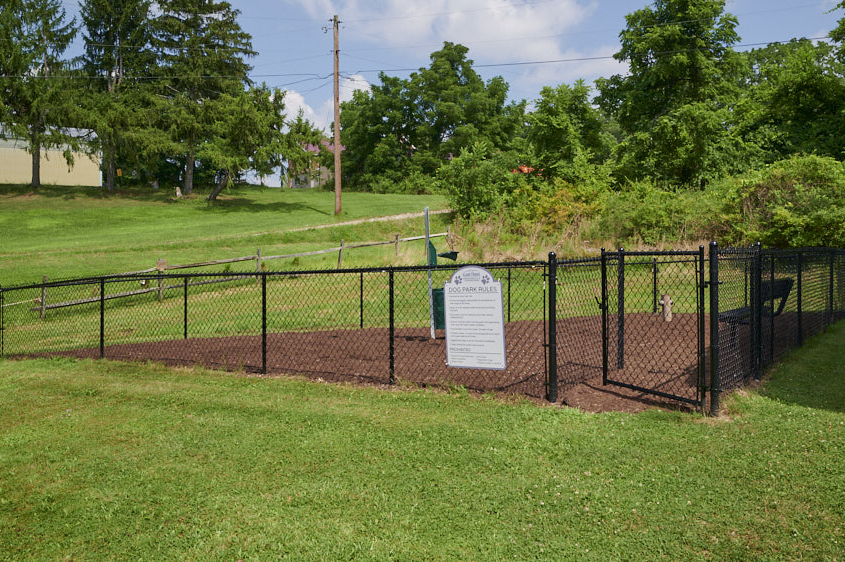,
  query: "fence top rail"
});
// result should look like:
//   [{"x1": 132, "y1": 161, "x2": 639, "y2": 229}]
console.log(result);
[
  {"x1": 0, "y1": 260, "x2": 552, "y2": 291},
  {"x1": 2, "y1": 276, "x2": 105, "y2": 292},
  {"x1": 719, "y1": 244, "x2": 845, "y2": 253},
  {"x1": 603, "y1": 249, "x2": 703, "y2": 257},
  {"x1": 760, "y1": 248, "x2": 845, "y2": 257},
  {"x1": 5, "y1": 244, "x2": 842, "y2": 292}
]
